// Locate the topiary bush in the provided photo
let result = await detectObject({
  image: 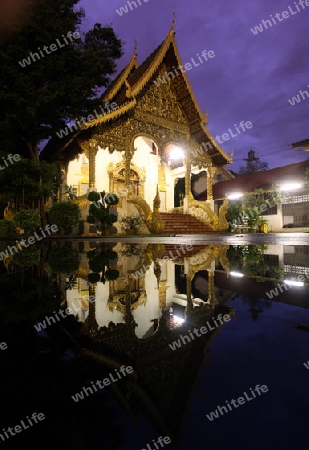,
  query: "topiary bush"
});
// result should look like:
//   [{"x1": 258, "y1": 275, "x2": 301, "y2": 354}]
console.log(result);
[
  {"x1": 87, "y1": 191, "x2": 119, "y2": 235},
  {"x1": 47, "y1": 201, "x2": 80, "y2": 235}
]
